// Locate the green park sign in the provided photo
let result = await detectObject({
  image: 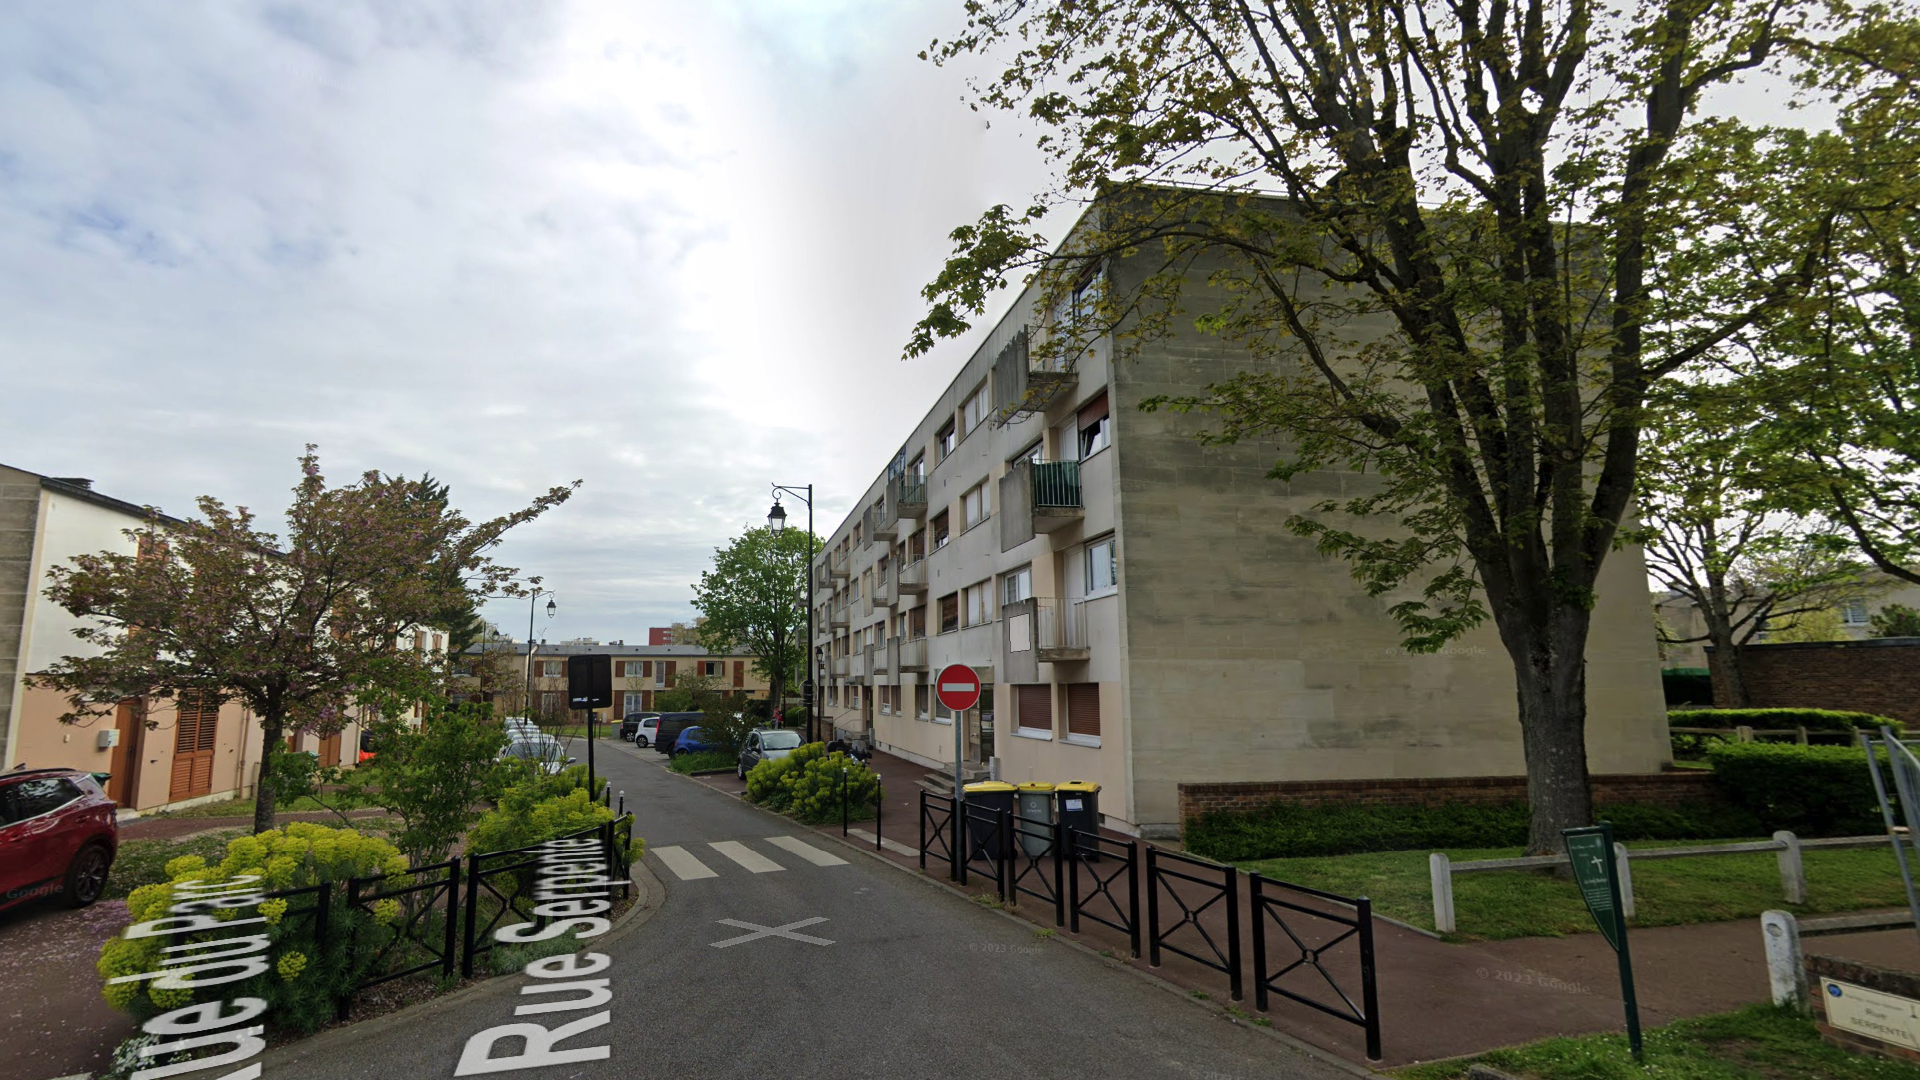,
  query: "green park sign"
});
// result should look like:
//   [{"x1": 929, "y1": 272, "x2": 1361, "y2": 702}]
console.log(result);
[{"x1": 1563, "y1": 822, "x2": 1644, "y2": 1061}]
